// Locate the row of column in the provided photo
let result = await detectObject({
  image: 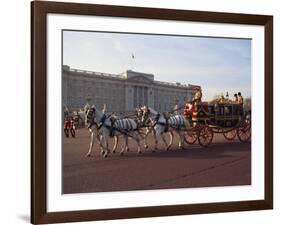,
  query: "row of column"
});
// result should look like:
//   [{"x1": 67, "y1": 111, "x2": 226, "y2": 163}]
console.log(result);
[{"x1": 133, "y1": 86, "x2": 148, "y2": 108}]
